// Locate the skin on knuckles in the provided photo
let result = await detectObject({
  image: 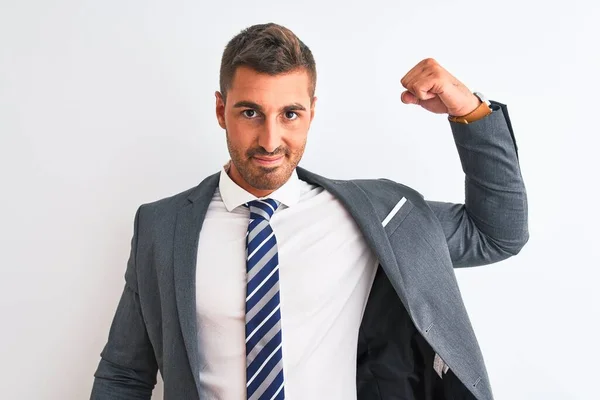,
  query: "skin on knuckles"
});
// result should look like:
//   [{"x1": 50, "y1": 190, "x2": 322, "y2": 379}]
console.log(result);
[{"x1": 400, "y1": 58, "x2": 480, "y2": 116}]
